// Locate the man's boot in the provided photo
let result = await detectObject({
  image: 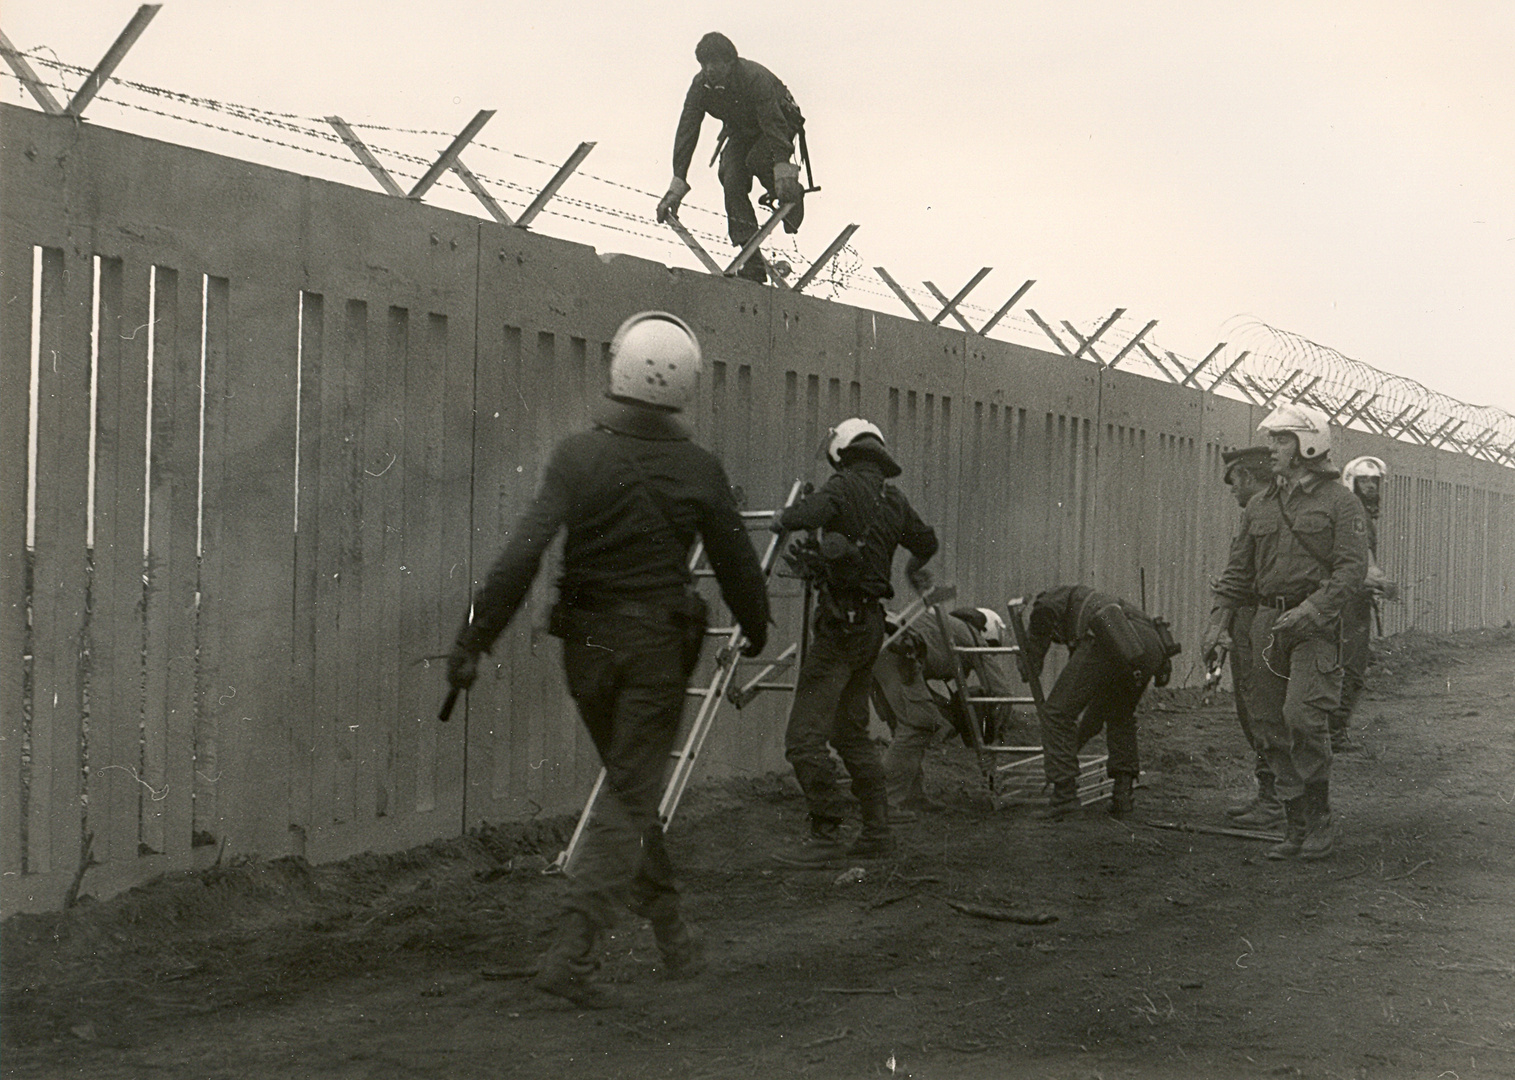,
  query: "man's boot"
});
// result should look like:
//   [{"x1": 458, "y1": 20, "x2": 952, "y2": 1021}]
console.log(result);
[
  {"x1": 1299, "y1": 780, "x2": 1337, "y2": 861},
  {"x1": 1108, "y1": 775, "x2": 1135, "y2": 818},
  {"x1": 651, "y1": 916, "x2": 706, "y2": 979},
  {"x1": 1032, "y1": 781, "x2": 1080, "y2": 821},
  {"x1": 1231, "y1": 773, "x2": 1285, "y2": 828},
  {"x1": 847, "y1": 794, "x2": 896, "y2": 859},
  {"x1": 773, "y1": 815, "x2": 849, "y2": 867},
  {"x1": 1264, "y1": 797, "x2": 1308, "y2": 860},
  {"x1": 735, "y1": 254, "x2": 768, "y2": 284},
  {"x1": 532, "y1": 910, "x2": 620, "y2": 1008}
]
